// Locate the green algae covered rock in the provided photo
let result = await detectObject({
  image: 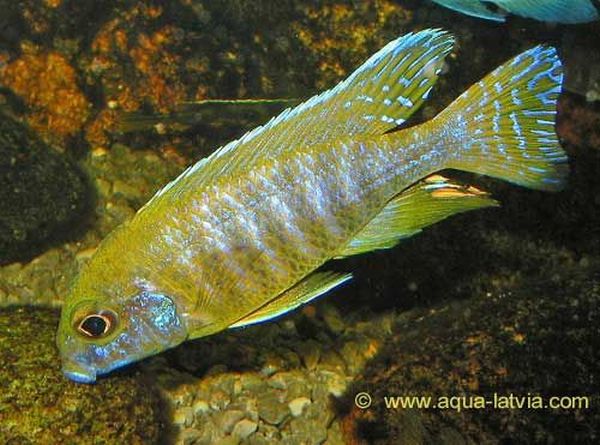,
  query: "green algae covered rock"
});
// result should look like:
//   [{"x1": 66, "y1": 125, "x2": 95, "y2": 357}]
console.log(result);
[{"x1": 0, "y1": 306, "x2": 166, "y2": 444}]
